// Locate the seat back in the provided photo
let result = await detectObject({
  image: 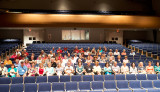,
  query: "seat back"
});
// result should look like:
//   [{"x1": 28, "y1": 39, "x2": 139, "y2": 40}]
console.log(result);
[
  {"x1": 48, "y1": 76, "x2": 59, "y2": 82},
  {"x1": 60, "y1": 75, "x2": 70, "y2": 82},
  {"x1": 126, "y1": 74, "x2": 136, "y2": 80},
  {"x1": 94, "y1": 75, "x2": 104, "y2": 81},
  {"x1": 137, "y1": 74, "x2": 147, "y2": 80},
  {"x1": 0, "y1": 77, "x2": 11, "y2": 84},
  {"x1": 104, "y1": 81, "x2": 116, "y2": 89},
  {"x1": 39, "y1": 83, "x2": 51, "y2": 91},
  {"x1": 66, "y1": 82, "x2": 78, "y2": 91},
  {"x1": 115, "y1": 74, "x2": 126, "y2": 80},
  {"x1": 117, "y1": 80, "x2": 129, "y2": 89},
  {"x1": 24, "y1": 76, "x2": 36, "y2": 83},
  {"x1": 79, "y1": 81, "x2": 91, "y2": 90},
  {"x1": 91, "y1": 81, "x2": 103, "y2": 90},
  {"x1": 71, "y1": 75, "x2": 82, "y2": 82},
  {"x1": 0, "y1": 84, "x2": 9, "y2": 92},
  {"x1": 83, "y1": 75, "x2": 93, "y2": 81},
  {"x1": 52, "y1": 82, "x2": 65, "y2": 91},
  {"x1": 104, "y1": 75, "x2": 115, "y2": 80},
  {"x1": 148, "y1": 89, "x2": 160, "y2": 92},
  {"x1": 10, "y1": 84, "x2": 23, "y2": 92},
  {"x1": 129, "y1": 80, "x2": 141, "y2": 89},
  {"x1": 119, "y1": 89, "x2": 132, "y2": 92},
  {"x1": 12, "y1": 77, "x2": 23, "y2": 84},
  {"x1": 25, "y1": 83, "x2": 37, "y2": 92},
  {"x1": 153, "y1": 80, "x2": 160, "y2": 88},
  {"x1": 36, "y1": 76, "x2": 47, "y2": 83},
  {"x1": 147, "y1": 74, "x2": 157, "y2": 80},
  {"x1": 141, "y1": 80, "x2": 153, "y2": 88}
]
